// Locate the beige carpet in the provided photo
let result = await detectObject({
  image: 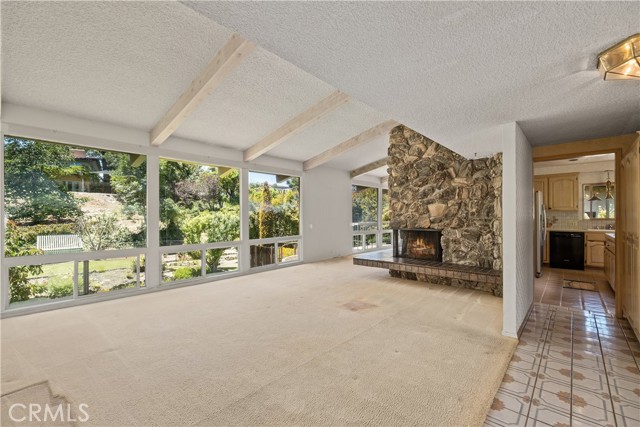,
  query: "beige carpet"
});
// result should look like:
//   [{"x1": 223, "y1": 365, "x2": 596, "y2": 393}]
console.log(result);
[{"x1": 1, "y1": 256, "x2": 516, "y2": 426}]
